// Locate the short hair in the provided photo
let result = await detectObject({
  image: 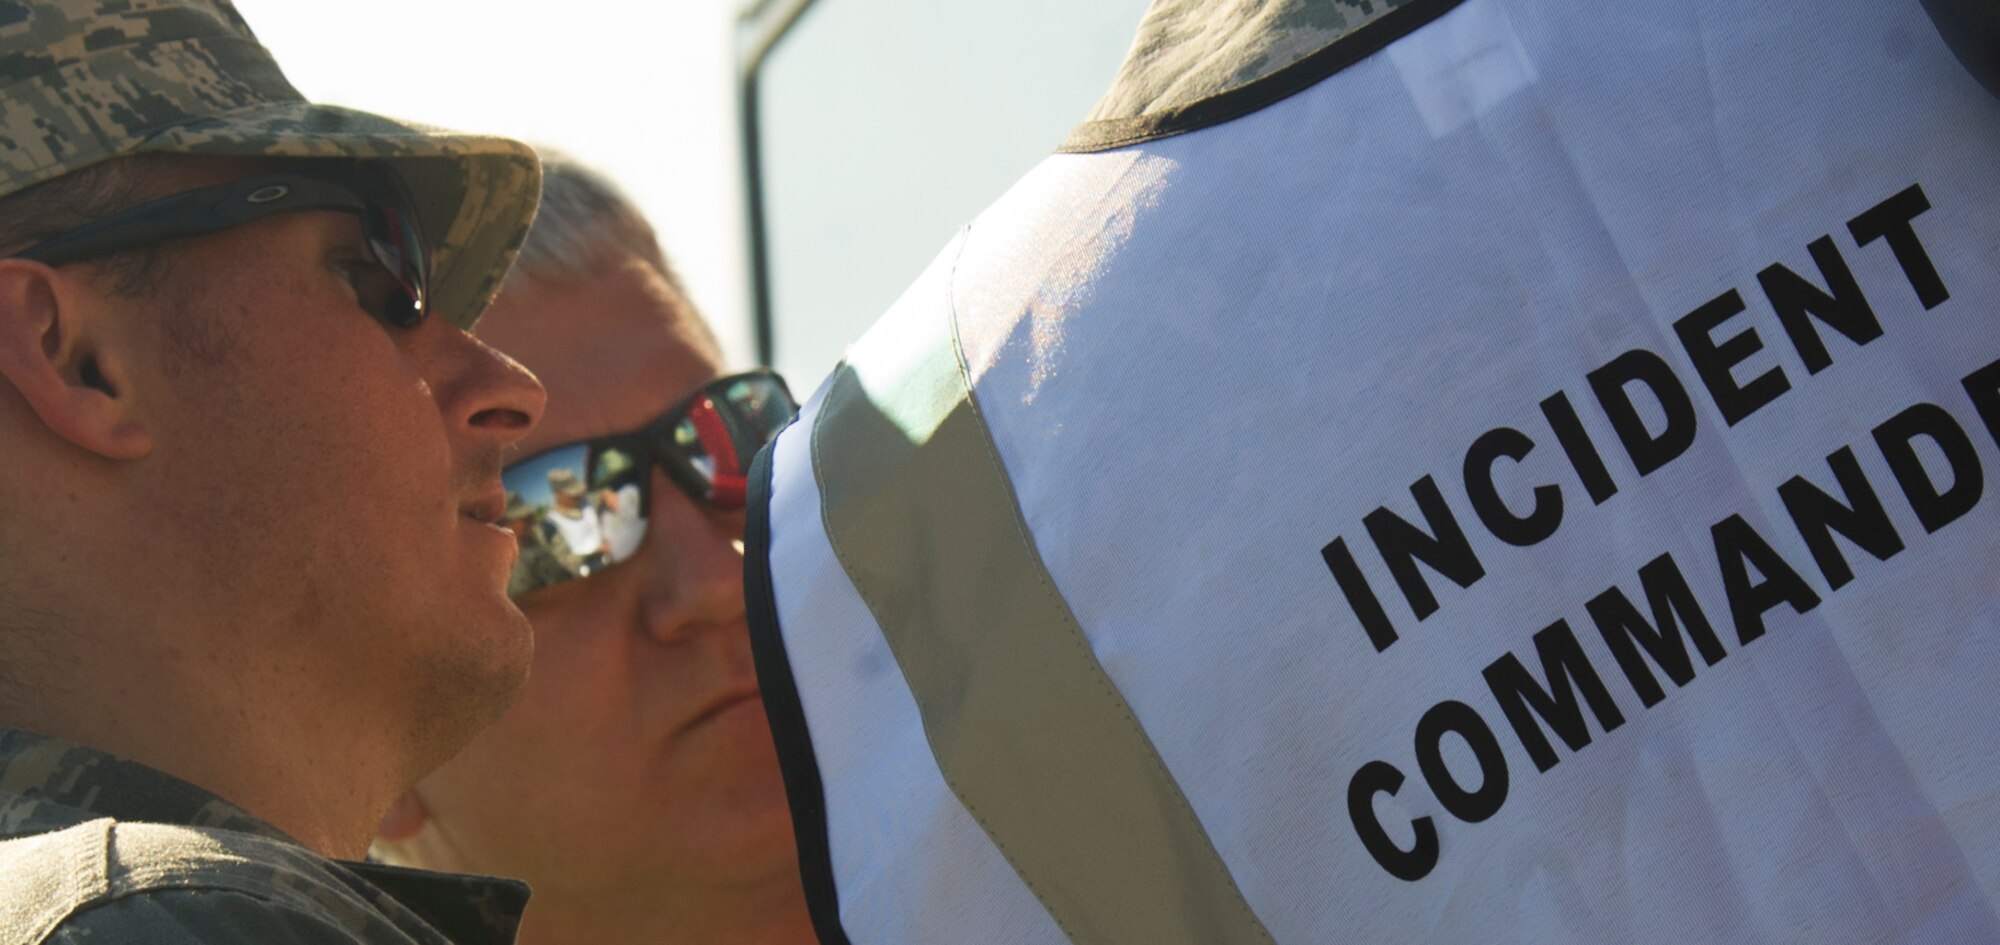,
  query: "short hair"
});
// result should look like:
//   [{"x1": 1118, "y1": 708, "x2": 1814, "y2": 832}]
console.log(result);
[
  {"x1": 0, "y1": 155, "x2": 231, "y2": 372},
  {"x1": 0, "y1": 155, "x2": 175, "y2": 296},
  {"x1": 507, "y1": 150, "x2": 688, "y2": 300}
]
